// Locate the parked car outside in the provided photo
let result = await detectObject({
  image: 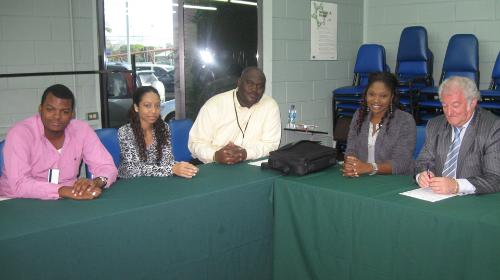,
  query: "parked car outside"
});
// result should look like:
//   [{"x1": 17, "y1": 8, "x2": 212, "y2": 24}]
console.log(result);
[
  {"x1": 136, "y1": 70, "x2": 165, "y2": 101},
  {"x1": 106, "y1": 62, "x2": 174, "y2": 128},
  {"x1": 106, "y1": 62, "x2": 134, "y2": 98},
  {"x1": 136, "y1": 63, "x2": 175, "y2": 100}
]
